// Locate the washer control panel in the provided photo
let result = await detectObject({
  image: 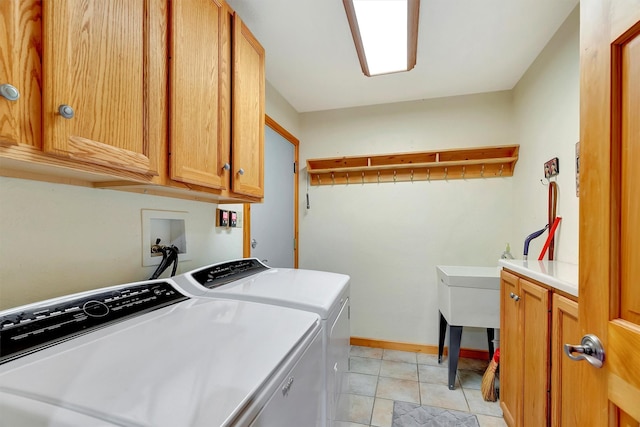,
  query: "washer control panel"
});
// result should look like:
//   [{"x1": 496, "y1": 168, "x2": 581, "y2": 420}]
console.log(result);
[
  {"x1": 0, "y1": 282, "x2": 188, "y2": 364},
  {"x1": 192, "y1": 259, "x2": 269, "y2": 289}
]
